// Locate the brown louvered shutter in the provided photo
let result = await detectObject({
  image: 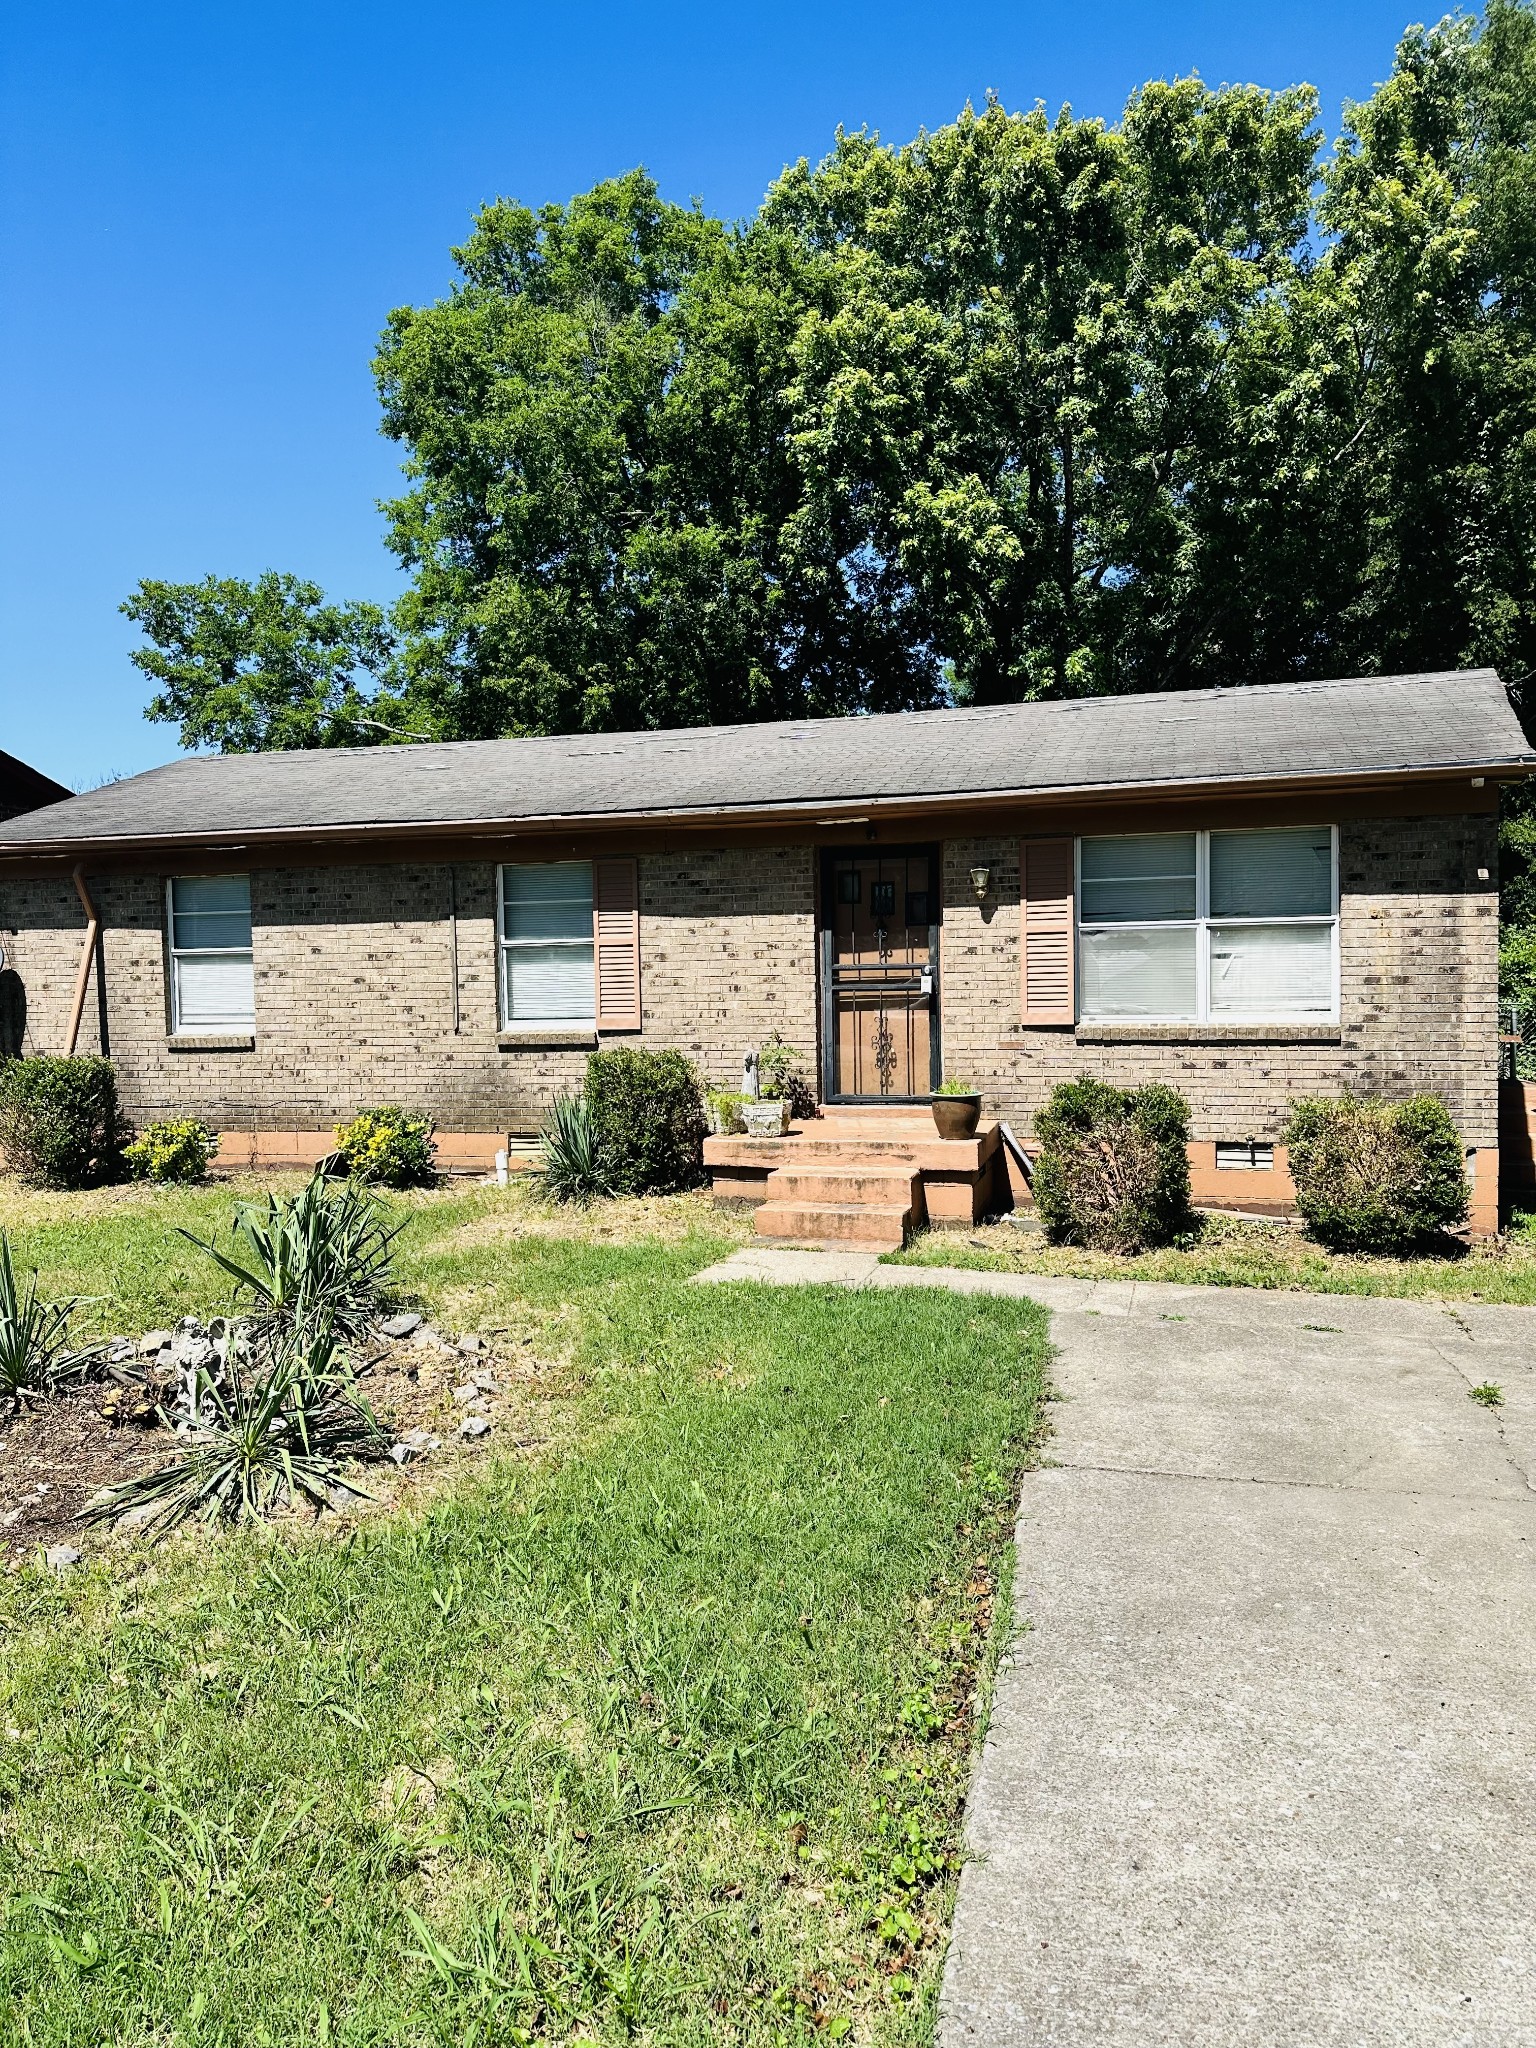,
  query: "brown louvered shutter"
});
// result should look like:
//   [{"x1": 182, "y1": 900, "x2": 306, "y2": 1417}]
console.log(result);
[
  {"x1": 1020, "y1": 838, "x2": 1076, "y2": 1025},
  {"x1": 593, "y1": 857, "x2": 642, "y2": 1031}
]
